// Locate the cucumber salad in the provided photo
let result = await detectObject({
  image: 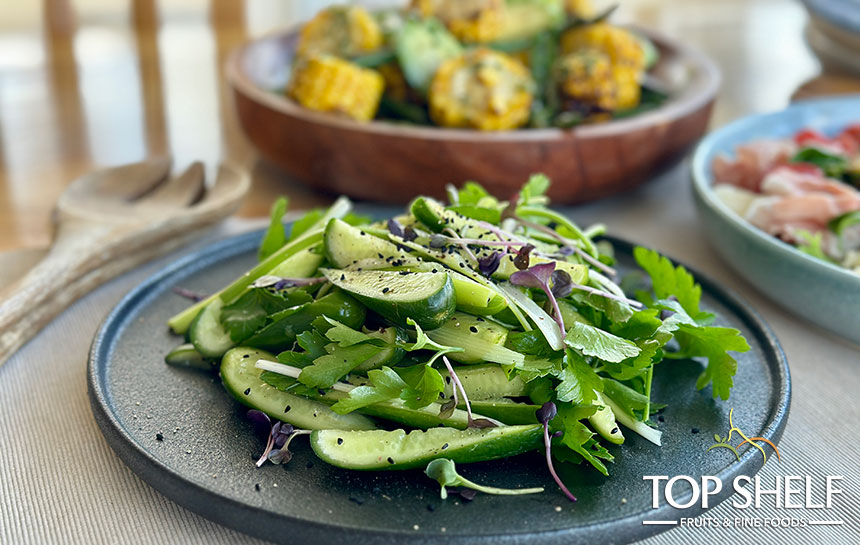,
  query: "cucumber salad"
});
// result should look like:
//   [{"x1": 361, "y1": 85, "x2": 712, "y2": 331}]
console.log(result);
[{"x1": 165, "y1": 175, "x2": 750, "y2": 502}]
